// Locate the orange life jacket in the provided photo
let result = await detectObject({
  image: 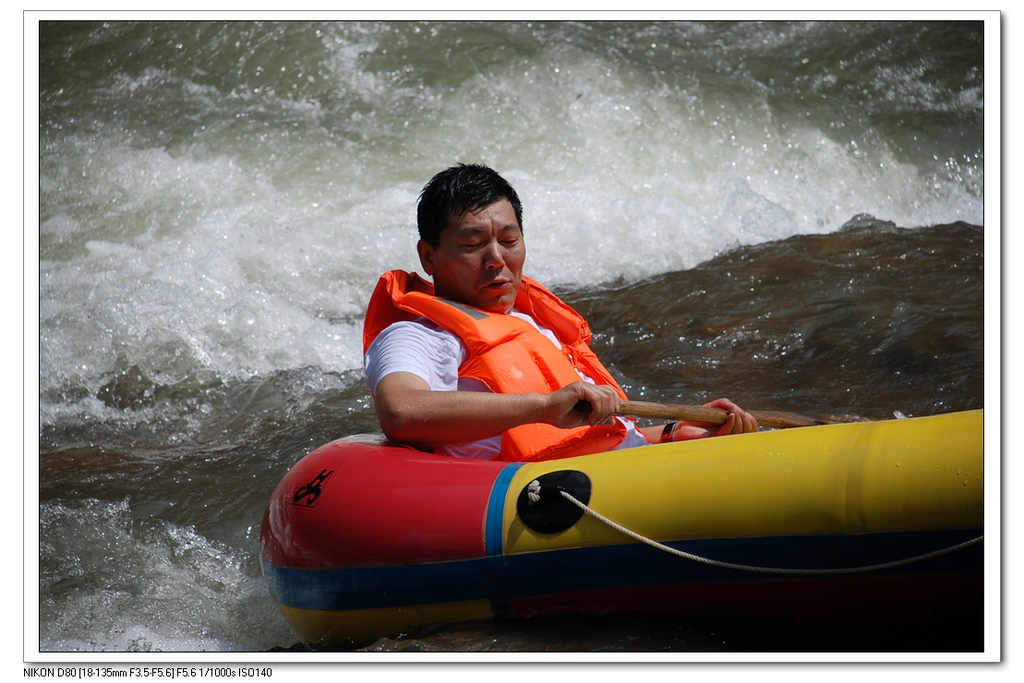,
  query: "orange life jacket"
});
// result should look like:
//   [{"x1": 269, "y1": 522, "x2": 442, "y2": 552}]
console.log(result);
[{"x1": 363, "y1": 270, "x2": 630, "y2": 461}]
